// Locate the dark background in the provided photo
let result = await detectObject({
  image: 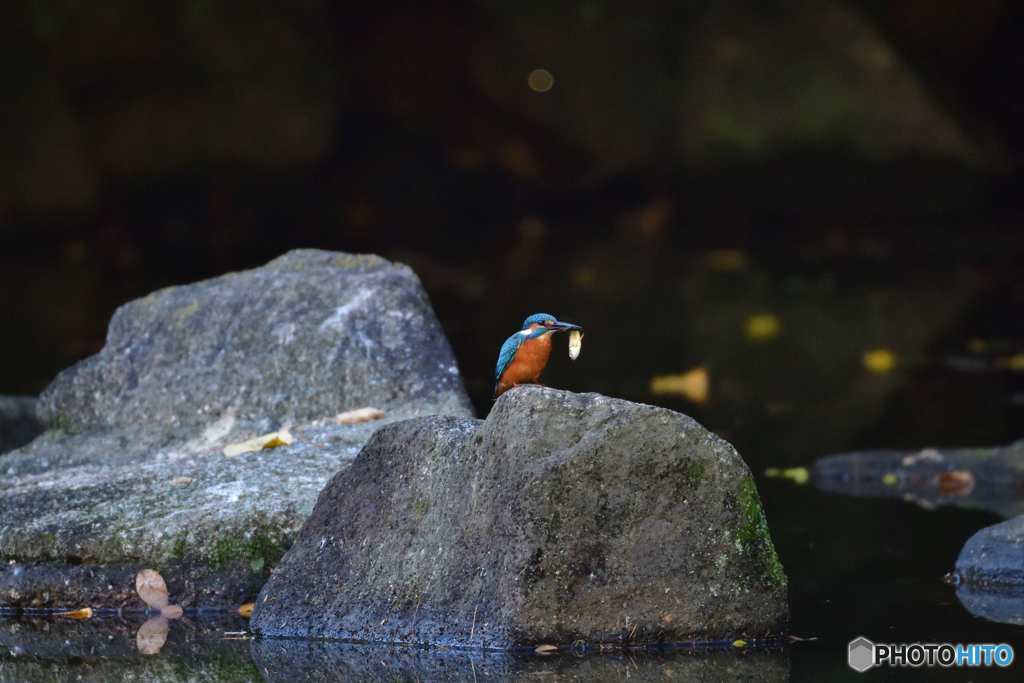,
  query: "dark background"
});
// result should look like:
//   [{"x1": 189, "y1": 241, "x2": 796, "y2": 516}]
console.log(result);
[{"x1": 2, "y1": 1, "x2": 1023, "y2": 678}]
